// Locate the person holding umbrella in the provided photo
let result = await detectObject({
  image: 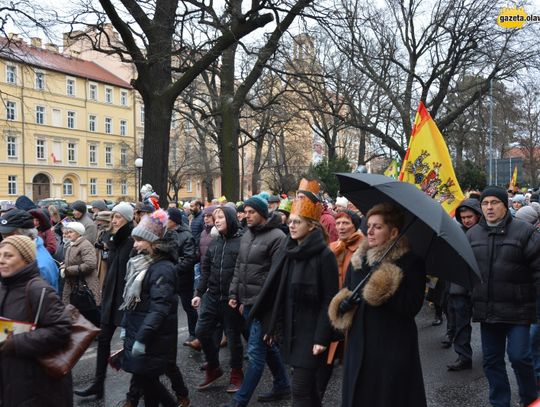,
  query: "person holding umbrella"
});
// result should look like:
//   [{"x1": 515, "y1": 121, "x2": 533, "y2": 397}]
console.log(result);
[{"x1": 329, "y1": 202, "x2": 427, "y2": 407}]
